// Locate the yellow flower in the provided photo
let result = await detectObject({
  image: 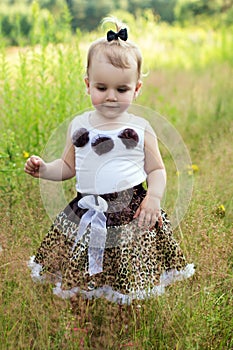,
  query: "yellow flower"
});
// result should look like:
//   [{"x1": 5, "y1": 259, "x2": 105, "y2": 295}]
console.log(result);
[
  {"x1": 216, "y1": 204, "x2": 225, "y2": 217},
  {"x1": 23, "y1": 151, "x2": 30, "y2": 159},
  {"x1": 191, "y1": 164, "x2": 199, "y2": 172},
  {"x1": 186, "y1": 164, "x2": 199, "y2": 175}
]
